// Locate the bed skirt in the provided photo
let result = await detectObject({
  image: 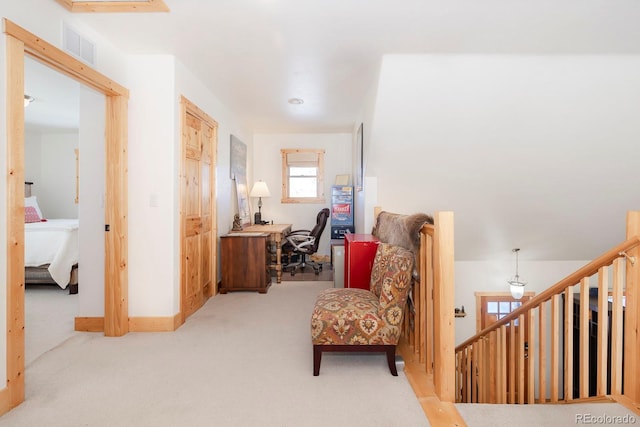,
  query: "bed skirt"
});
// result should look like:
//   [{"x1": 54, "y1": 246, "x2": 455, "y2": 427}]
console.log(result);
[{"x1": 25, "y1": 264, "x2": 78, "y2": 294}]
